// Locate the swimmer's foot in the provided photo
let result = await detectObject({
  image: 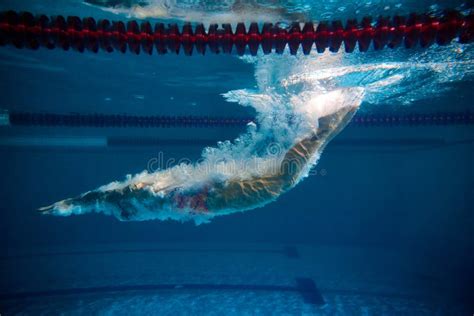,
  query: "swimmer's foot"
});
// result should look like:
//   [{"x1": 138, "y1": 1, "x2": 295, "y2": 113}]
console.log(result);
[
  {"x1": 38, "y1": 197, "x2": 80, "y2": 216},
  {"x1": 39, "y1": 200, "x2": 68, "y2": 215},
  {"x1": 37, "y1": 204, "x2": 54, "y2": 214}
]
